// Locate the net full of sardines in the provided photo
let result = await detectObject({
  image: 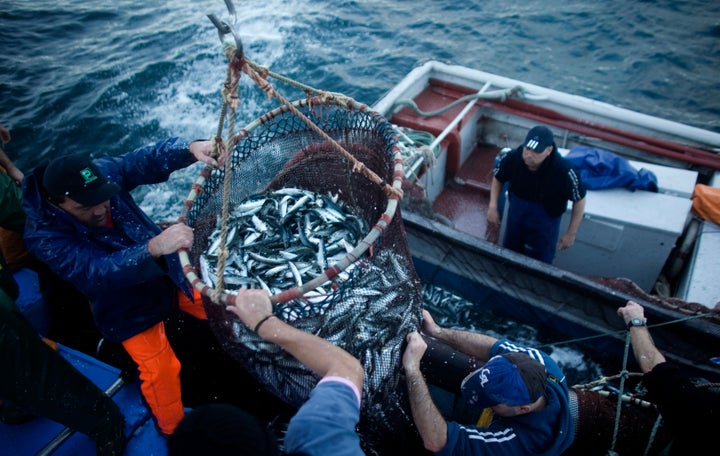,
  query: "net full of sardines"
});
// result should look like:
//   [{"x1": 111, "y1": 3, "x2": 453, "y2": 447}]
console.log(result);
[
  {"x1": 199, "y1": 187, "x2": 368, "y2": 319},
  {"x1": 177, "y1": 65, "x2": 421, "y2": 453},
  {"x1": 179, "y1": 96, "x2": 409, "y2": 311}
]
